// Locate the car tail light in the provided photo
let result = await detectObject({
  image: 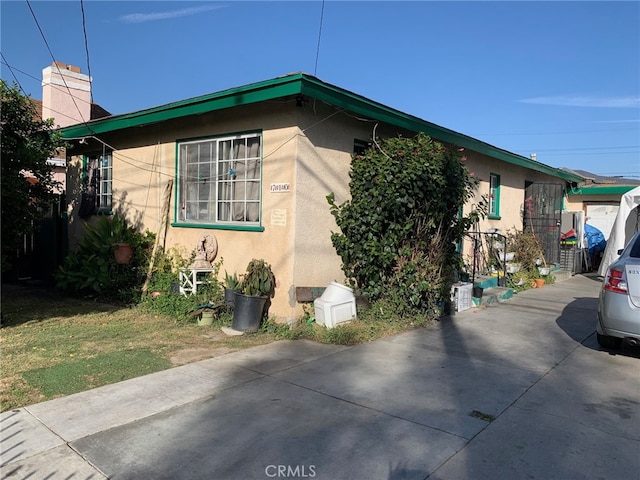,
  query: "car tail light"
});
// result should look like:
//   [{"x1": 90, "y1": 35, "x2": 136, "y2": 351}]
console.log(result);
[{"x1": 604, "y1": 267, "x2": 628, "y2": 294}]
